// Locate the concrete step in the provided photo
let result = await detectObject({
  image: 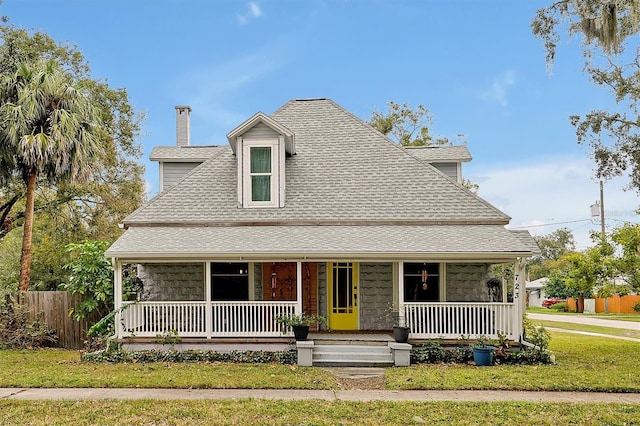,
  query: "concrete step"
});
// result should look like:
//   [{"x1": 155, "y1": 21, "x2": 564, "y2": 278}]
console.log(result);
[
  {"x1": 313, "y1": 339, "x2": 389, "y2": 346},
  {"x1": 312, "y1": 344, "x2": 393, "y2": 367}
]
